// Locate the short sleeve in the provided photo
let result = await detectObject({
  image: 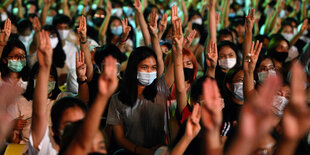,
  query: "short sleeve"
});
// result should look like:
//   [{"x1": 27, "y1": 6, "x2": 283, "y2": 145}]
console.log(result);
[
  {"x1": 156, "y1": 75, "x2": 170, "y2": 98},
  {"x1": 28, "y1": 126, "x2": 57, "y2": 155},
  {"x1": 106, "y1": 94, "x2": 122, "y2": 125}
]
